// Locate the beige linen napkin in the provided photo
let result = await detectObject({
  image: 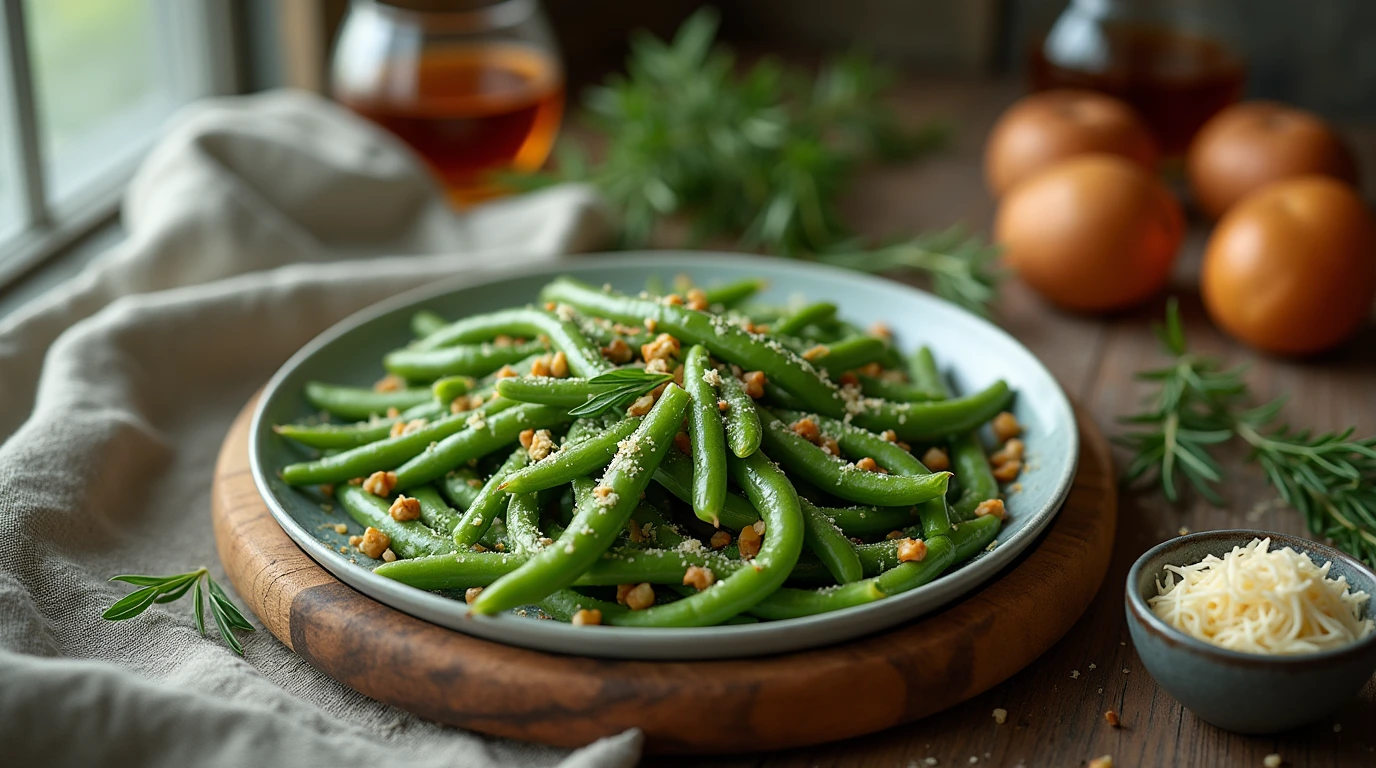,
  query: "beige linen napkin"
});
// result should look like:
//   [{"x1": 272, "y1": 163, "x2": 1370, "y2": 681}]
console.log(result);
[{"x1": 0, "y1": 89, "x2": 644, "y2": 767}]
